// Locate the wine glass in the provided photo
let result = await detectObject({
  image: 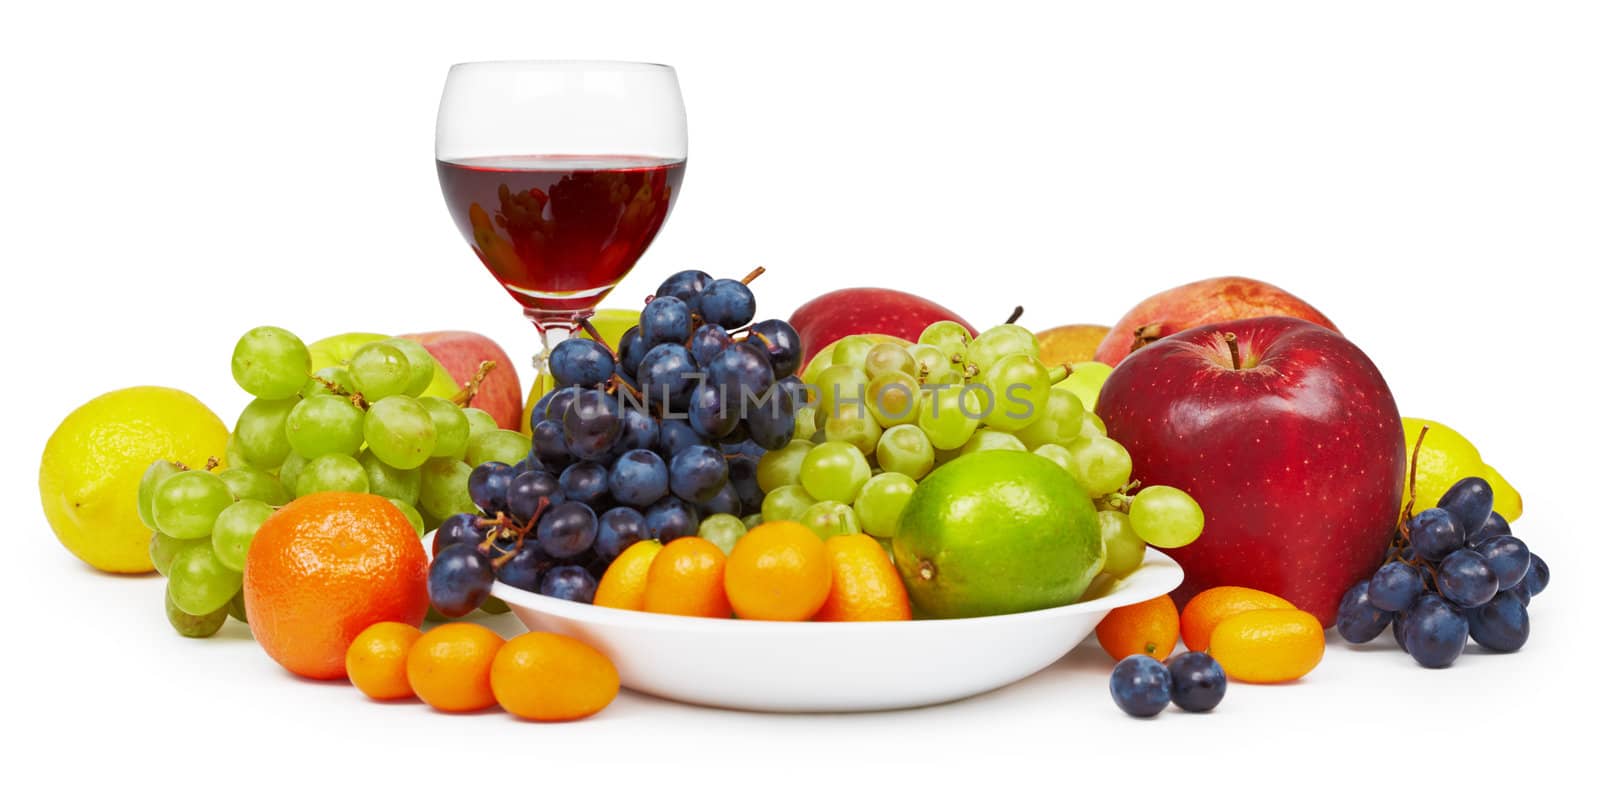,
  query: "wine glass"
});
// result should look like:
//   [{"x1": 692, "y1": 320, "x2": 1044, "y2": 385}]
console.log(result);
[{"x1": 435, "y1": 60, "x2": 687, "y2": 361}]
